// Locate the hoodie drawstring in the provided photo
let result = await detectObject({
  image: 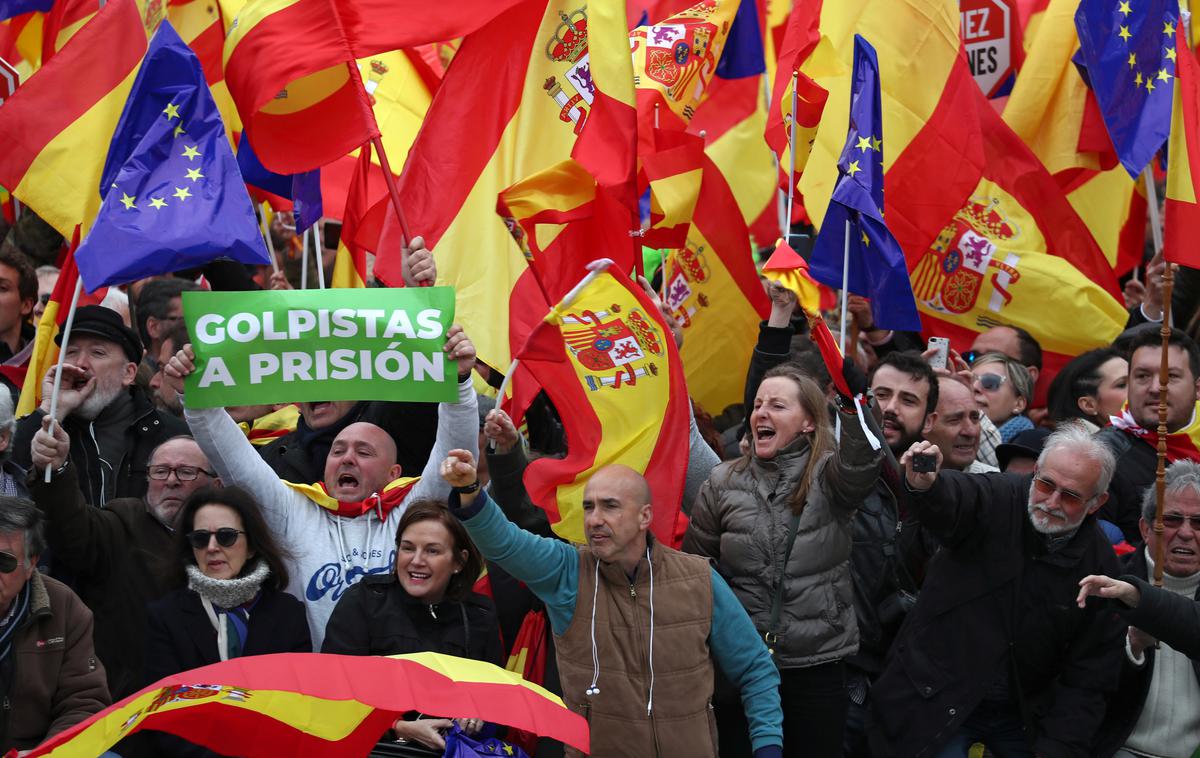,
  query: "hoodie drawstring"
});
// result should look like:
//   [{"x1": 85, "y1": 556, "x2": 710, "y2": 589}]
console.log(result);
[{"x1": 586, "y1": 546, "x2": 658, "y2": 718}]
